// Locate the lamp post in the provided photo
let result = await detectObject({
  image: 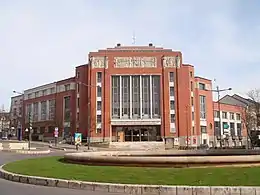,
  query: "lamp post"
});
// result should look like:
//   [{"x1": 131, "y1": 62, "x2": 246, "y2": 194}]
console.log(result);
[
  {"x1": 77, "y1": 81, "x2": 100, "y2": 150},
  {"x1": 206, "y1": 86, "x2": 232, "y2": 148}
]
